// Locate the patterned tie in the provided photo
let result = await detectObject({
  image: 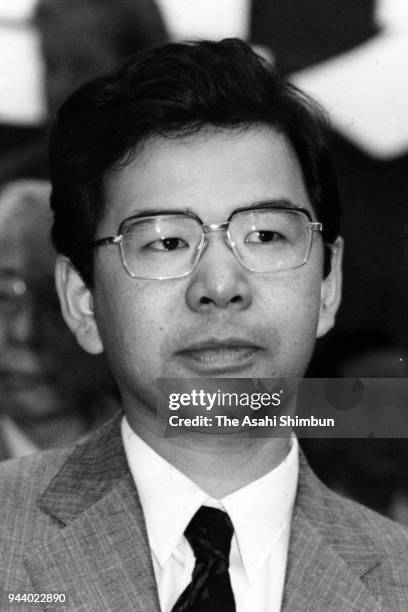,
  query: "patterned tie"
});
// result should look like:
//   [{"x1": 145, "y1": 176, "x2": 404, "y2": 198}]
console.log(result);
[{"x1": 171, "y1": 506, "x2": 236, "y2": 612}]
